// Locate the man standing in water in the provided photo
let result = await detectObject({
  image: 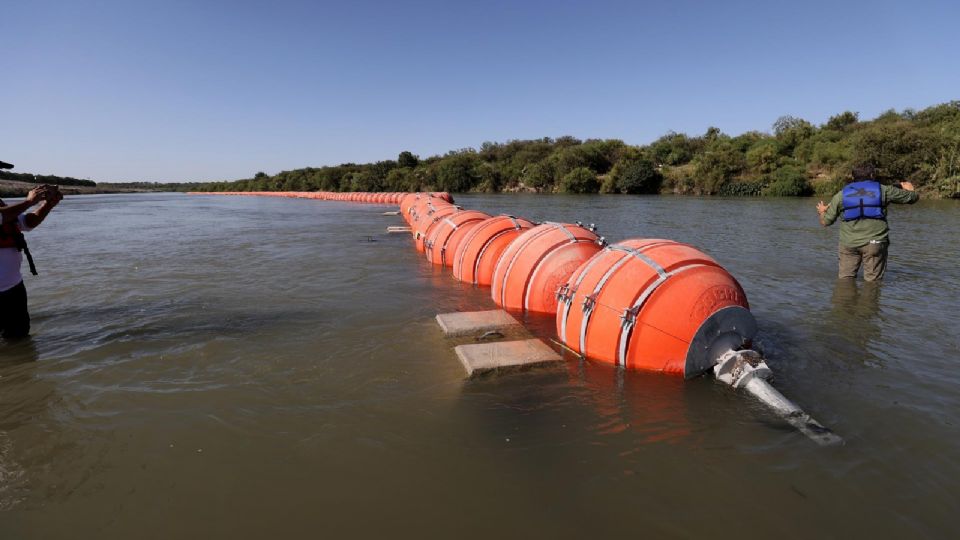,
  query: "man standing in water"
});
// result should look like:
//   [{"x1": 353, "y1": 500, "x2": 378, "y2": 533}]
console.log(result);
[
  {"x1": 816, "y1": 164, "x2": 919, "y2": 281},
  {"x1": 0, "y1": 179, "x2": 62, "y2": 339}
]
